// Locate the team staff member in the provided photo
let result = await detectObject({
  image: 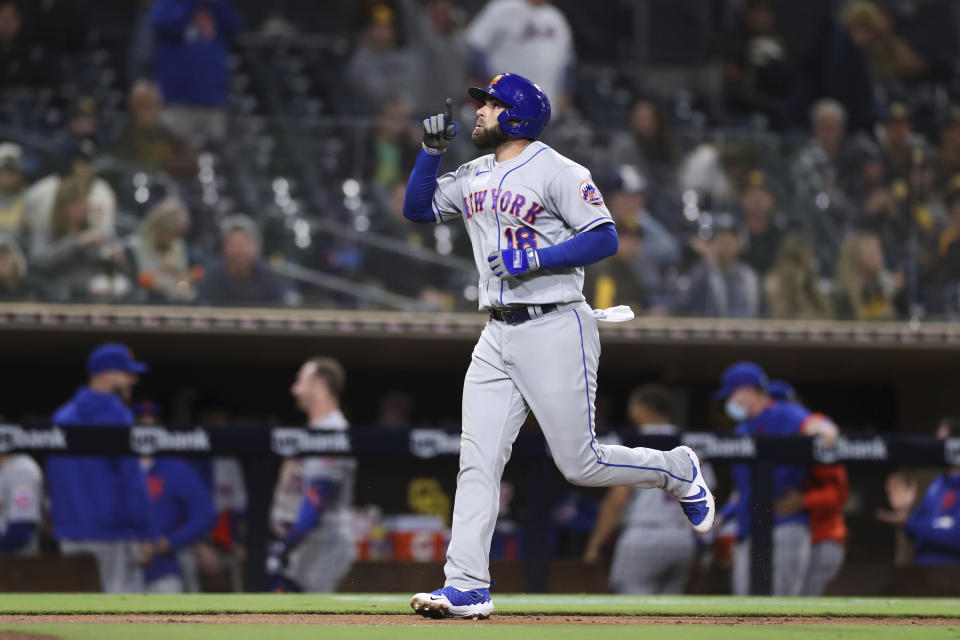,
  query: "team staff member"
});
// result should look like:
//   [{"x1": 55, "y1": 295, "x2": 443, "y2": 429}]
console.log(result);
[
  {"x1": 716, "y1": 362, "x2": 838, "y2": 595},
  {"x1": 46, "y1": 343, "x2": 153, "y2": 593},
  {"x1": 267, "y1": 357, "x2": 357, "y2": 593},
  {"x1": 767, "y1": 380, "x2": 849, "y2": 596},
  {"x1": 584, "y1": 385, "x2": 704, "y2": 594},
  {"x1": 0, "y1": 452, "x2": 43, "y2": 554},
  {"x1": 143, "y1": 456, "x2": 217, "y2": 593},
  {"x1": 877, "y1": 419, "x2": 960, "y2": 564}
]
